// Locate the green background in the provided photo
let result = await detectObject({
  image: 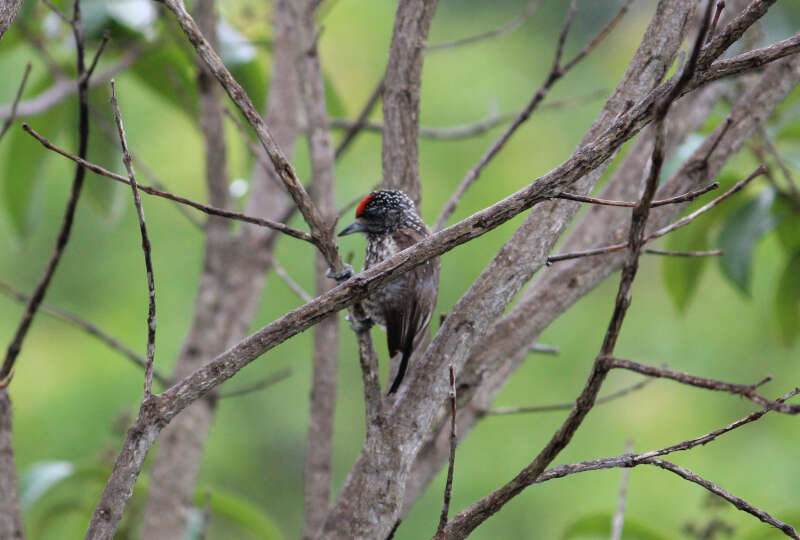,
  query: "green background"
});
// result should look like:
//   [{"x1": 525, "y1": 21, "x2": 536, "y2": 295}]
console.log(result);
[{"x1": 0, "y1": 1, "x2": 798, "y2": 538}]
